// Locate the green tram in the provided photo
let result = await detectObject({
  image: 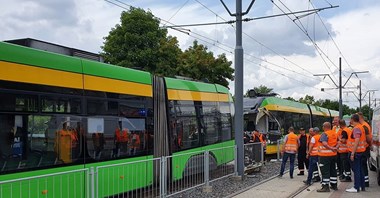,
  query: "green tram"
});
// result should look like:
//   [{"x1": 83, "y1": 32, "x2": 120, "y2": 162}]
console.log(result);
[
  {"x1": 244, "y1": 95, "x2": 339, "y2": 154},
  {"x1": 0, "y1": 42, "x2": 234, "y2": 197}
]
